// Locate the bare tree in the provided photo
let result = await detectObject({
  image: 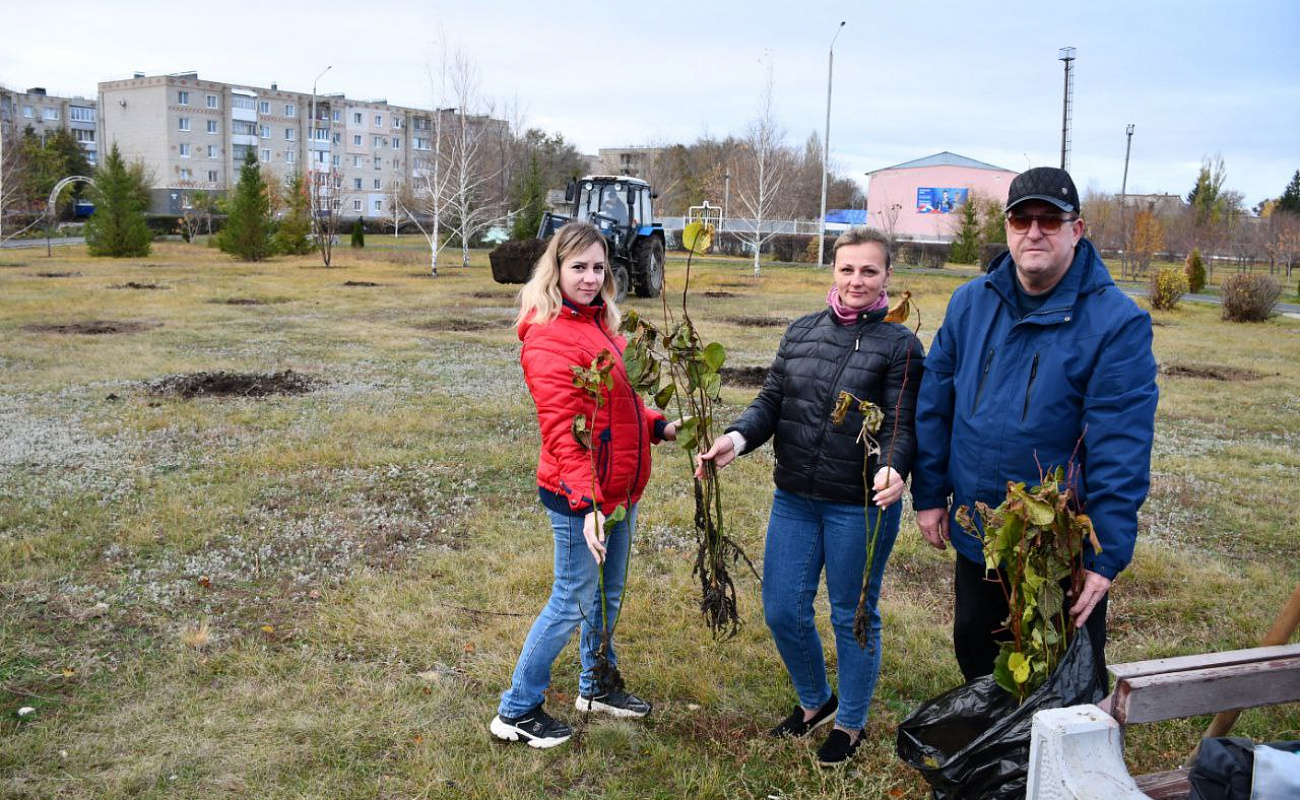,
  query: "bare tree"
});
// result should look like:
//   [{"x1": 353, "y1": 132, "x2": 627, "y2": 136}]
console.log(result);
[
  {"x1": 733, "y1": 62, "x2": 792, "y2": 276},
  {"x1": 442, "y1": 51, "x2": 505, "y2": 269},
  {"x1": 309, "y1": 168, "x2": 345, "y2": 267},
  {"x1": 0, "y1": 123, "x2": 40, "y2": 244}
]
